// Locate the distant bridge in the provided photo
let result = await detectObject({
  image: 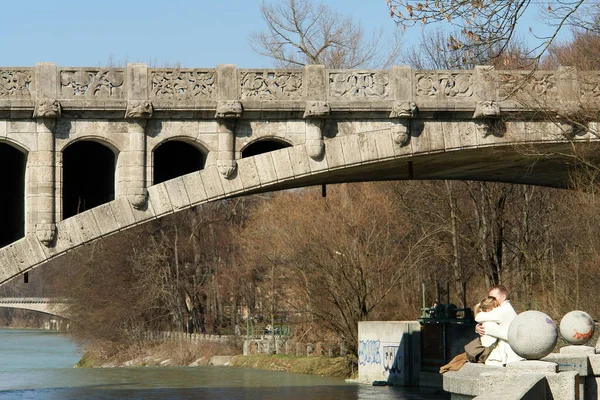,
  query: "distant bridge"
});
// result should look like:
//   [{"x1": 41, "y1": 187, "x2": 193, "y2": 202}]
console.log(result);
[
  {"x1": 0, "y1": 297, "x2": 69, "y2": 318},
  {"x1": 0, "y1": 63, "x2": 599, "y2": 285}
]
